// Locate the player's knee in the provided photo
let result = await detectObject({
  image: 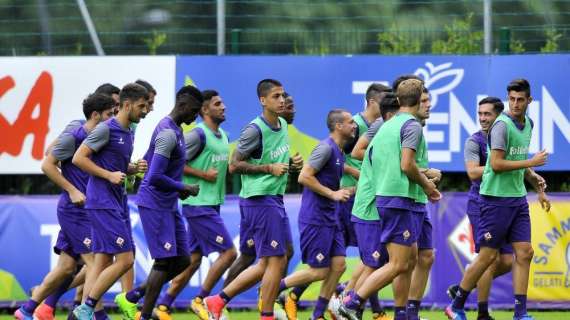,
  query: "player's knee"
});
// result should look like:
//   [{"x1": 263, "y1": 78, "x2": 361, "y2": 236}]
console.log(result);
[
  {"x1": 118, "y1": 254, "x2": 135, "y2": 271},
  {"x1": 153, "y1": 258, "x2": 170, "y2": 272},
  {"x1": 222, "y1": 248, "x2": 238, "y2": 264},
  {"x1": 419, "y1": 250, "x2": 435, "y2": 268},
  {"x1": 516, "y1": 245, "x2": 534, "y2": 263},
  {"x1": 331, "y1": 258, "x2": 346, "y2": 274},
  {"x1": 174, "y1": 255, "x2": 191, "y2": 275},
  {"x1": 311, "y1": 267, "x2": 330, "y2": 280}
]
